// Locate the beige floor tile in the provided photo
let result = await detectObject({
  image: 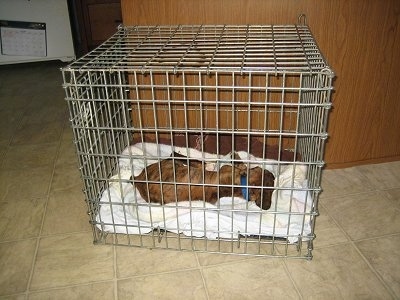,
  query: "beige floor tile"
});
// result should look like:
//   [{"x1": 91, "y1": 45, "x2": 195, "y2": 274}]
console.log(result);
[
  {"x1": 21, "y1": 105, "x2": 67, "y2": 126},
  {"x1": 285, "y1": 243, "x2": 392, "y2": 299},
  {"x1": 0, "y1": 197, "x2": 46, "y2": 241},
  {"x1": 118, "y1": 269, "x2": 207, "y2": 300},
  {"x1": 54, "y1": 139, "x2": 78, "y2": 167},
  {"x1": 50, "y1": 163, "x2": 83, "y2": 192},
  {"x1": 10, "y1": 122, "x2": 63, "y2": 146},
  {"x1": 0, "y1": 293, "x2": 27, "y2": 300},
  {"x1": 196, "y1": 250, "x2": 254, "y2": 267},
  {"x1": 23, "y1": 100, "x2": 62, "y2": 117},
  {"x1": 312, "y1": 206, "x2": 349, "y2": 249},
  {"x1": 28, "y1": 281, "x2": 115, "y2": 300},
  {"x1": 30, "y1": 233, "x2": 114, "y2": 290},
  {"x1": 116, "y1": 245, "x2": 198, "y2": 278},
  {"x1": 0, "y1": 109, "x2": 23, "y2": 142},
  {"x1": 0, "y1": 140, "x2": 7, "y2": 152},
  {"x1": 202, "y1": 258, "x2": 299, "y2": 299},
  {"x1": 322, "y1": 191, "x2": 400, "y2": 240},
  {"x1": 0, "y1": 91, "x2": 32, "y2": 111},
  {"x1": 379, "y1": 187, "x2": 400, "y2": 208},
  {"x1": 320, "y1": 167, "x2": 373, "y2": 200},
  {"x1": 60, "y1": 125, "x2": 74, "y2": 142},
  {"x1": 0, "y1": 166, "x2": 53, "y2": 200},
  {"x1": 2, "y1": 143, "x2": 59, "y2": 170},
  {"x1": 0, "y1": 141, "x2": 8, "y2": 168},
  {"x1": 41, "y1": 186, "x2": 89, "y2": 236},
  {"x1": 0, "y1": 239, "x2": 37, "y2": 296},
  {"x1": 356, "y1": 234, "x2": 400, "y2": 298},
  {"x1": 357, "y1": 161, "x2": 400, "y2": 190}
]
